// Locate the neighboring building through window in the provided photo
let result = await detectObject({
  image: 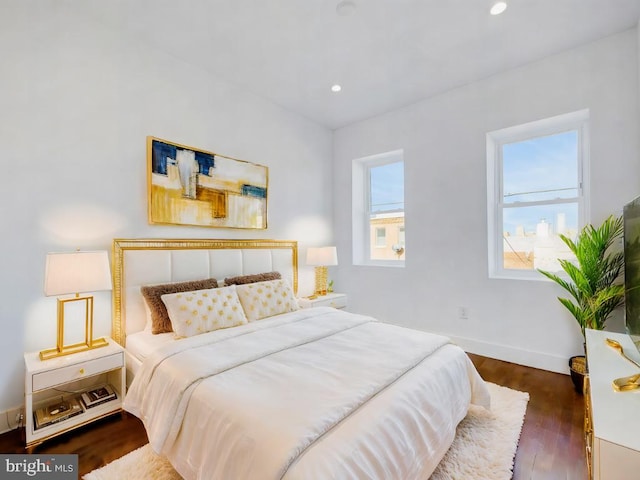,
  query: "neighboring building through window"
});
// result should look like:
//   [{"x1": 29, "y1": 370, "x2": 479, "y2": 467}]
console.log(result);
[
  {"x1": 486, "y1": 110, "x2": 589, "y2": 280},
  {"x1": 353, "y1": 150, "x2": 405, "y2": 266}
]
